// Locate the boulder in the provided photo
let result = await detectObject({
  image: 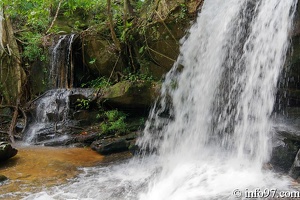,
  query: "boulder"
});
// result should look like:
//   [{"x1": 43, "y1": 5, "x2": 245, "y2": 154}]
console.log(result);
[
  {"x1": 91, "y1": 138, "x2": 129, "y2": 155},
  {"x1": 270, "y1": 139, "x2": 300, "y2": 173},
  {"x1": 0, "y1": 142, "x2": 18, "y2": 161},
  {"x1": 271, "y1": 121, "x2": 300, "y2": 173},
  {"x1": 0, "y1": 174, "x2": 8, "y2": 183},
  {"x1": 73, "y1": 110, "x2": 99, "y2": 126},
  {"x1": 24, "y1": 88, "x2": 97, "y2": 144},
  {"x1": 101, "y1": 80, "x2": 160, "y2": 111},
  {"x1": 91, "y1": 132, "x2": 139, "y2": 155},
  {"x1": 82, "y1": 34, "x2": 123, "y2": 77},
  {"x1": 289, "y1": 149, "x2": 300, "y2": 179}
]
